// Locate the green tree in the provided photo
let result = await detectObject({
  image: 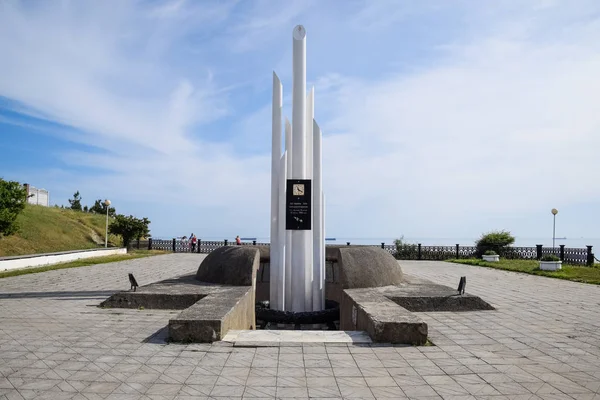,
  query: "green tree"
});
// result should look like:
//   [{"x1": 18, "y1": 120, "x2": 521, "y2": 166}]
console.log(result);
[
  {"x1": 475, "y1": 230, "x2": 515, "y2": 257},
  {"x1": 68, "y1": 191, "x2": 82, "y2": 211},
  {"x1": 394, "y1": 236, "x2": 419, "y2": 259},
  {"x1": 109, "y1": 214, "x2": 151, "y2": 247},
  {"x1": 89, "y1": 199, "x2": 115, "y2": 216},
  {"x1": 0, "y1": 179, "x2": 28, "y2": 237}
]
